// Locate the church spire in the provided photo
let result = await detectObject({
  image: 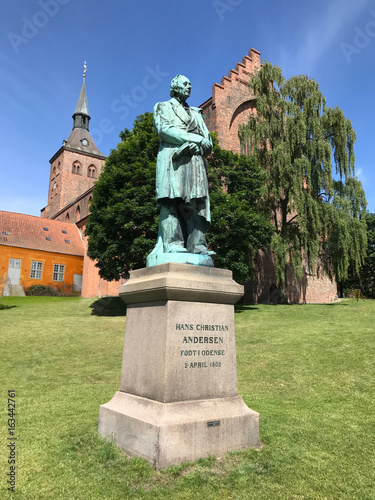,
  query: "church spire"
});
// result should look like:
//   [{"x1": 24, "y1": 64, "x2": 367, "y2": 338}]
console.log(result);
[
  {"x1": 58, "y1": 67, "x2": 105, "y2": 158},
  {"x1": 72, "y1": 76, "x2": 90, "y2": 131}
]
